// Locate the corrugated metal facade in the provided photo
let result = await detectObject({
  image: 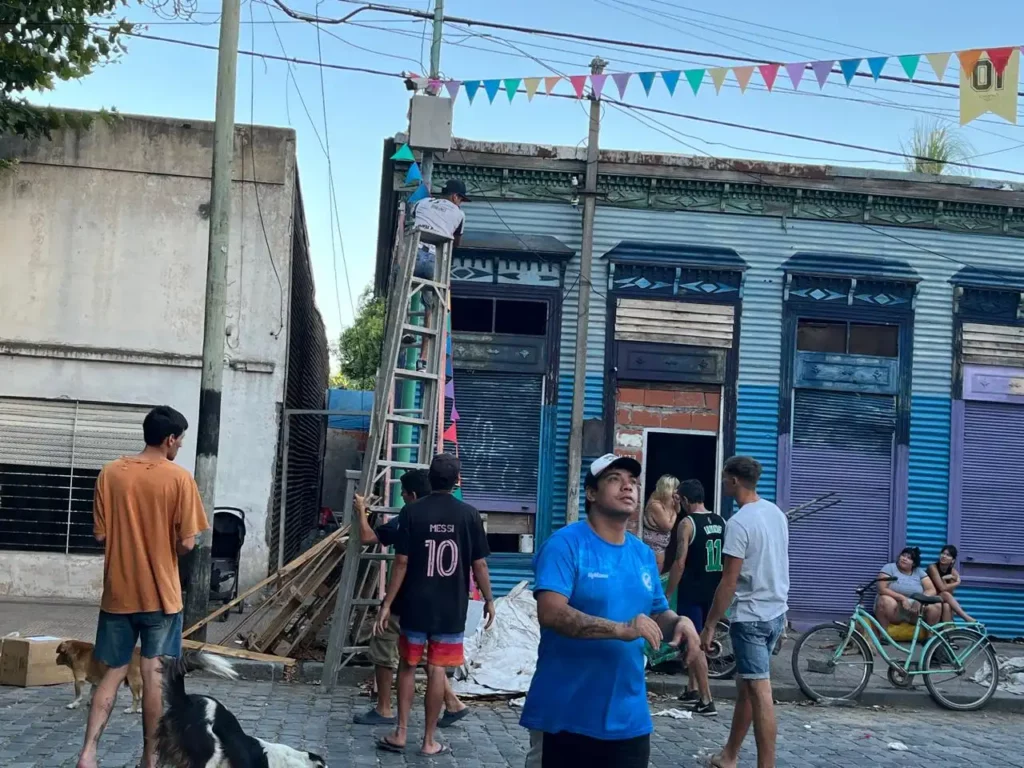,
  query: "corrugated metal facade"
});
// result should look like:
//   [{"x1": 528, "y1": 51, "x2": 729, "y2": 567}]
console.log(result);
[{"x1": 430, "y1": 173, "x2": 1024, "y2": 632}]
